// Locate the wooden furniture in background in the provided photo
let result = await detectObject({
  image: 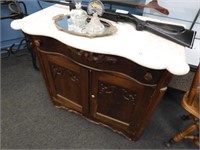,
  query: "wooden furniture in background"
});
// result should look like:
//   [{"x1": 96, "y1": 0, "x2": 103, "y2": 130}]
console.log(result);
[
  {"x1": 165, "y1": 64, "x2": 199, "y2": 147},
  {"x1": 28, "y1": 35, "x2": 173, "y2": 141}
]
